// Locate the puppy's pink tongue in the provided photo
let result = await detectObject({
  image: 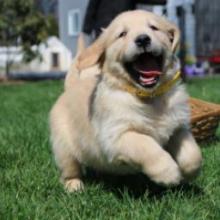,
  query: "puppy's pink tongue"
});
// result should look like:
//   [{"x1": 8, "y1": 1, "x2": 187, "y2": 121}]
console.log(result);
[{"x1": 139, "y1": 74, "x2": 159, "y2": 86}]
